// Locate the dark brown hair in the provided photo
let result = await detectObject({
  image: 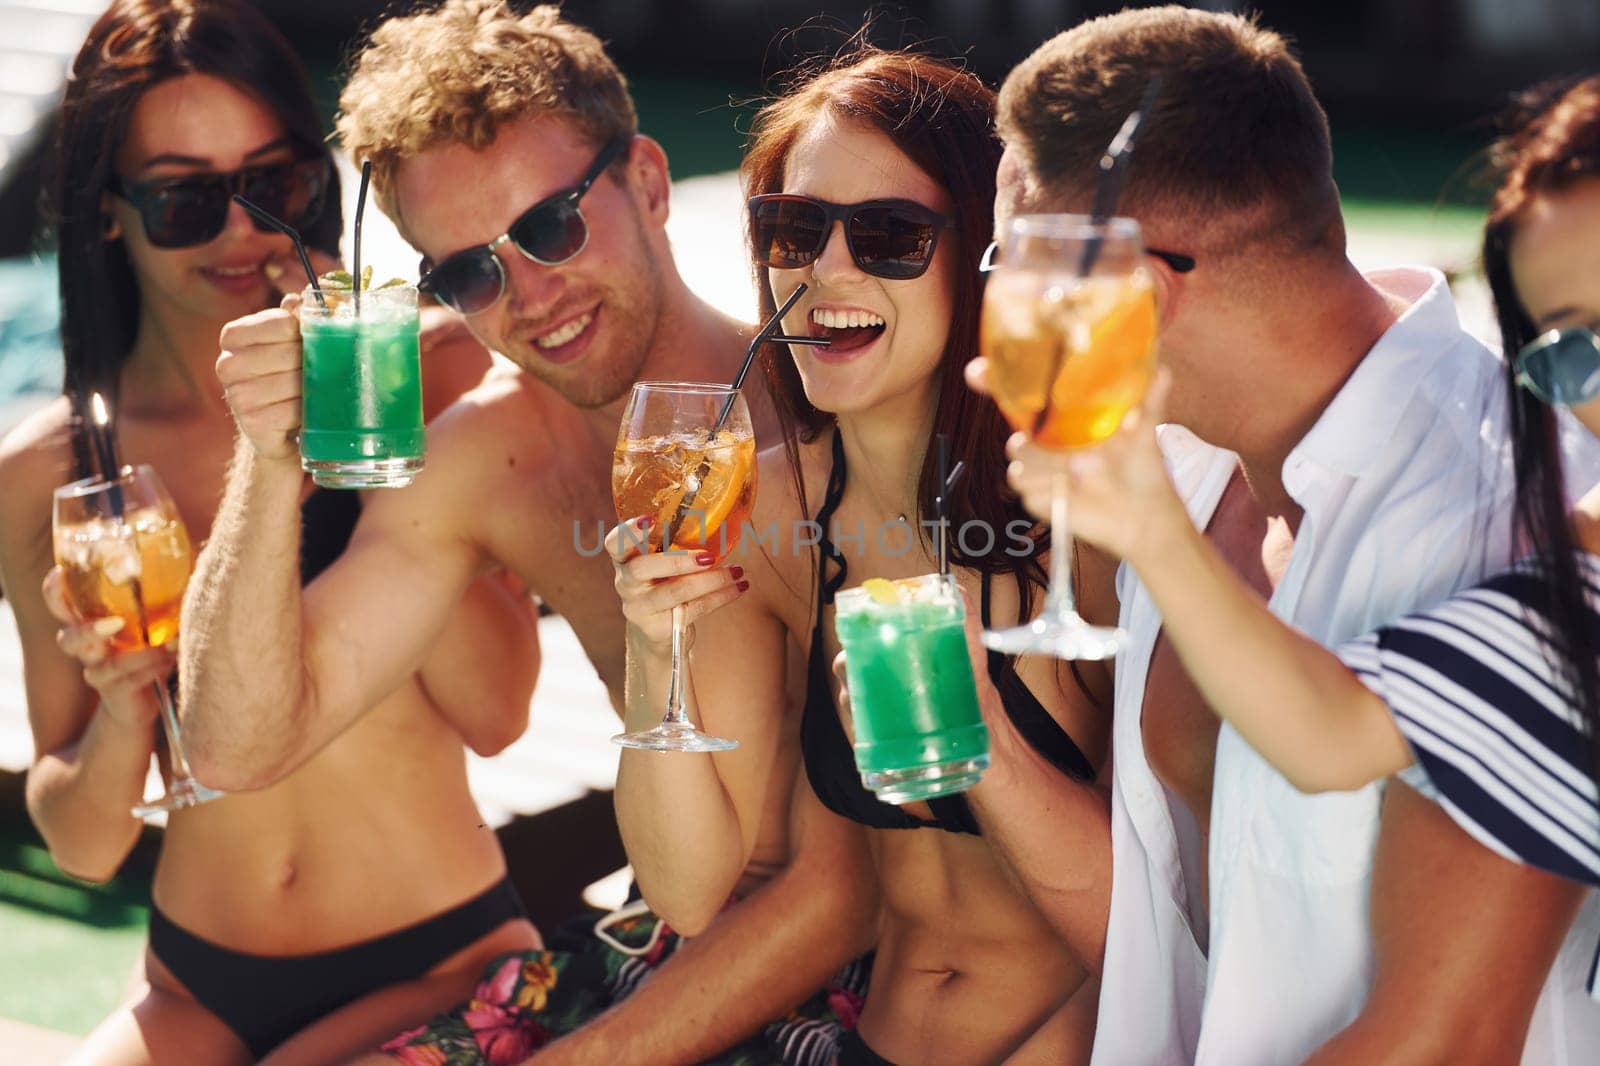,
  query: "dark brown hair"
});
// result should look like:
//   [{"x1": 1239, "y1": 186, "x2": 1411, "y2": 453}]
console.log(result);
[
  {"x1": 1481, "y1": 74, "x2": 1600, "y2": 781},
  {"x1": 51, "y1": 0, "x2": 341, "y2": 476},
  {"x1": 742, "y1": 48, "x2": 1042, "y2": 587},
  {"x1": 997, "y1": 5, "x2": 1339, "y2": 254}
]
